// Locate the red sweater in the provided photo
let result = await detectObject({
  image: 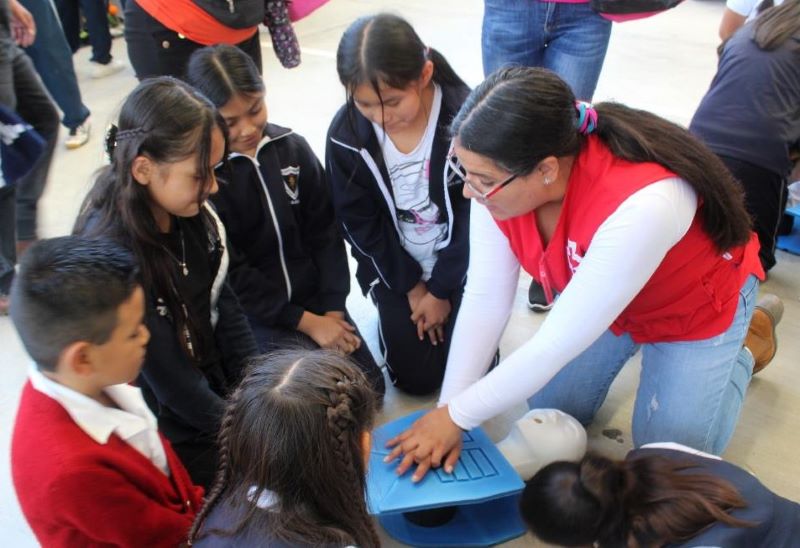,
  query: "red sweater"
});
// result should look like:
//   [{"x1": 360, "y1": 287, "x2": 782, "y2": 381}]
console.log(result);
[
  {"x1": 11, "y1": 382, "x2": 204, "y2": 547},
  {"x1": 496, "y1": 136, "x2": 764, "y2": 343}
]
